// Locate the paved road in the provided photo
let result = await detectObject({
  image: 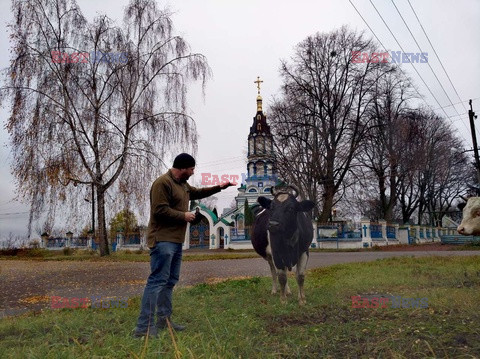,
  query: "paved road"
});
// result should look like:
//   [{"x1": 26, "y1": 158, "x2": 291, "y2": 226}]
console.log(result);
[{"x1": 1, "y1": 250, "x2": 479, "y2": 317}]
